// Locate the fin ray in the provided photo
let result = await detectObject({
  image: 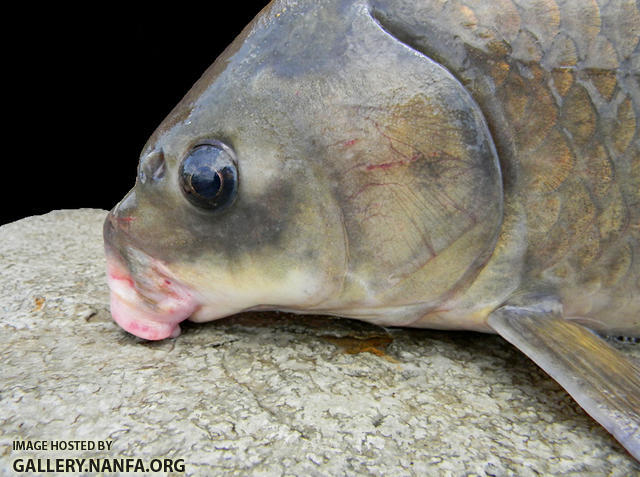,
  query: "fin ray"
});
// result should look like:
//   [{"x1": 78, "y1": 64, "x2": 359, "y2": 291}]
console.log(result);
[{"x1": 488, "y1": 306, "x2": 640, "y2": 461}]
